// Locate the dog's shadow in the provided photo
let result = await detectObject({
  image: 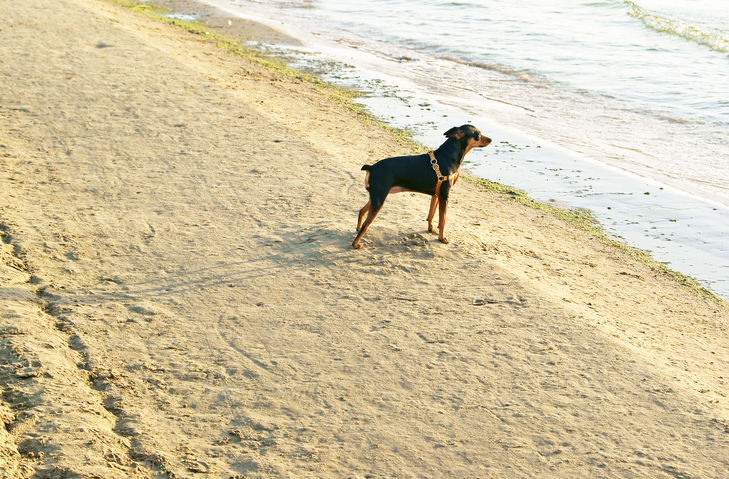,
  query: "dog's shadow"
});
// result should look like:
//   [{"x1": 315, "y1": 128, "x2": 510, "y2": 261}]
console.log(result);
[{"x1": 49, "y1": 223, "x2": 439, "y2": 308}]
